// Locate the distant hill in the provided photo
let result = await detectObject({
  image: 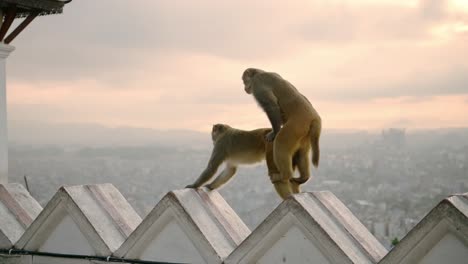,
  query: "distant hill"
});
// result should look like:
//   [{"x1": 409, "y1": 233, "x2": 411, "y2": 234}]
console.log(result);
[
  {"x1": 8, "y1": 120, "x2": 210, "y2": 148},
  {"x1": 8, "y1": 120, "x2": 468, "y2": 149}
]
